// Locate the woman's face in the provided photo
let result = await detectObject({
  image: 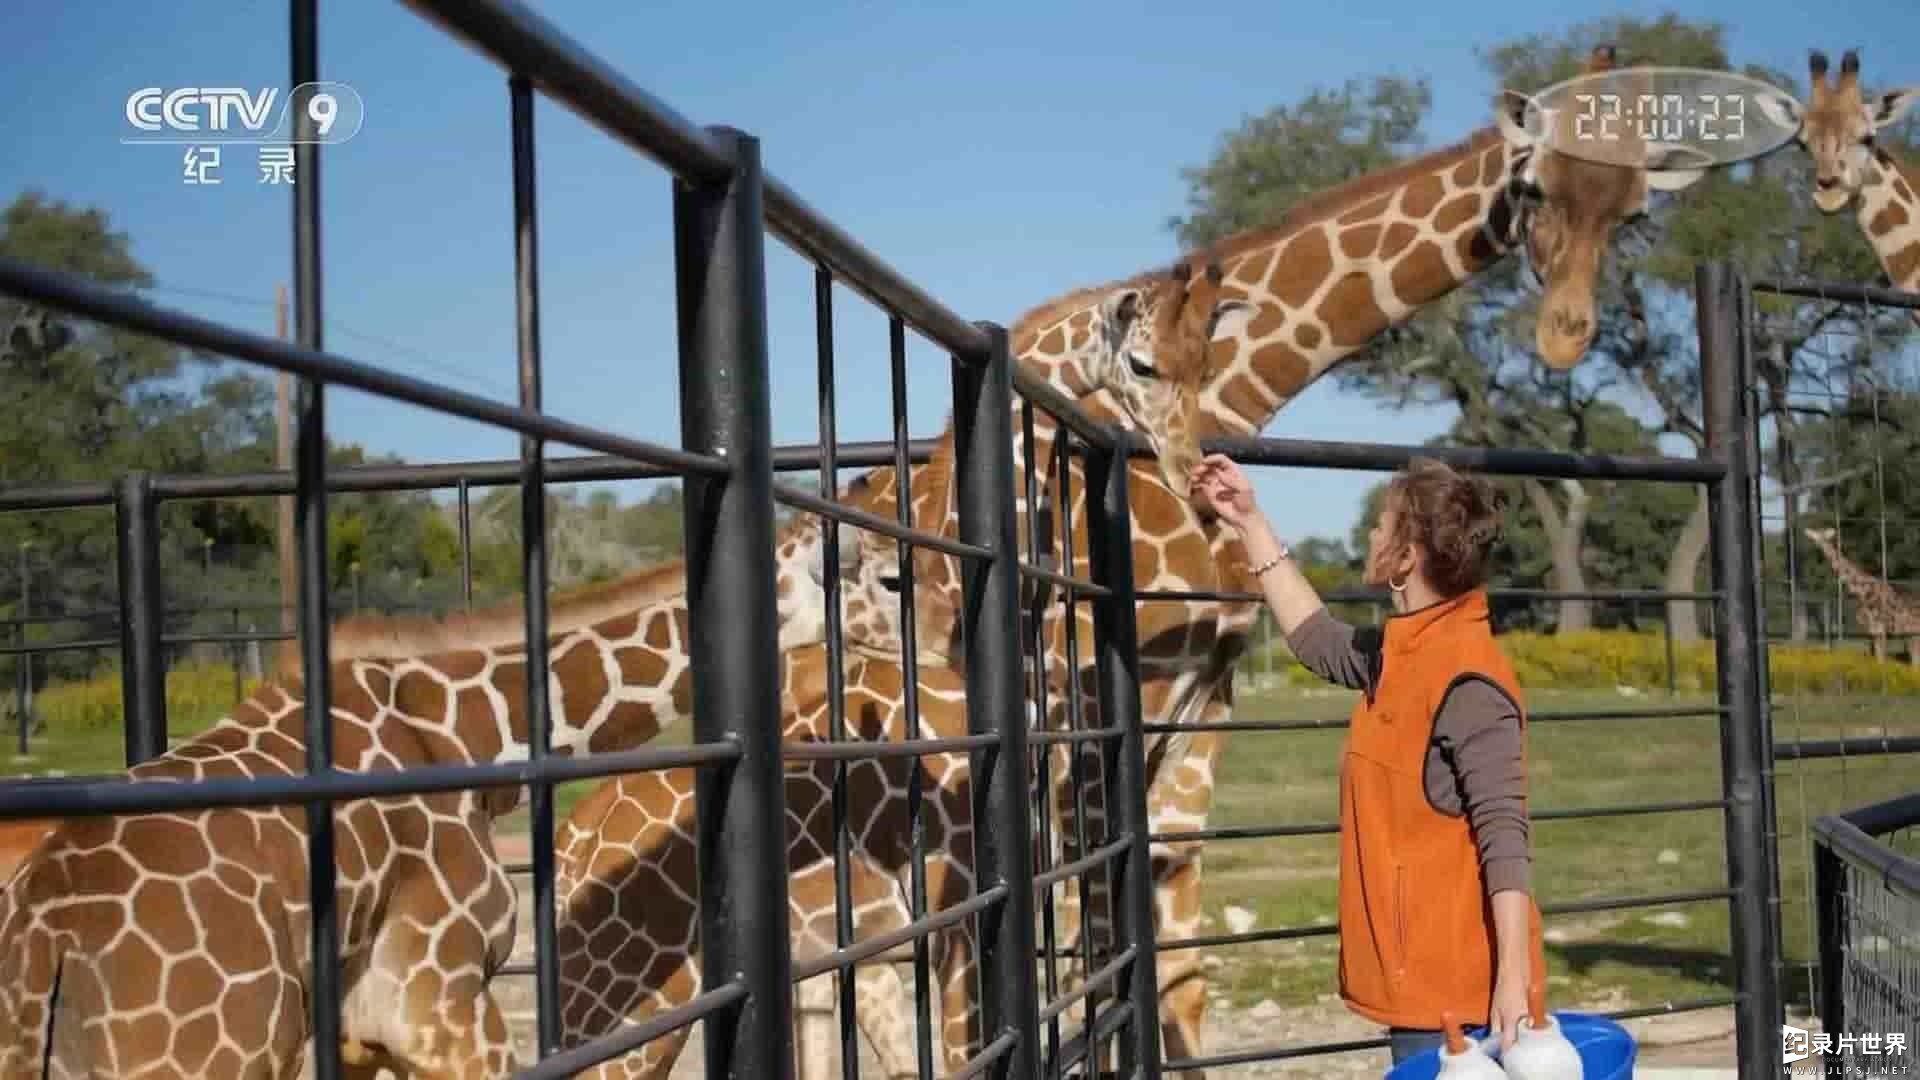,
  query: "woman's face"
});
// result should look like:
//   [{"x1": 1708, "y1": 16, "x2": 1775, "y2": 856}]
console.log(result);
[{"x1": 1363, "y1": 503, "x2": 1408, "y2": 587}]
